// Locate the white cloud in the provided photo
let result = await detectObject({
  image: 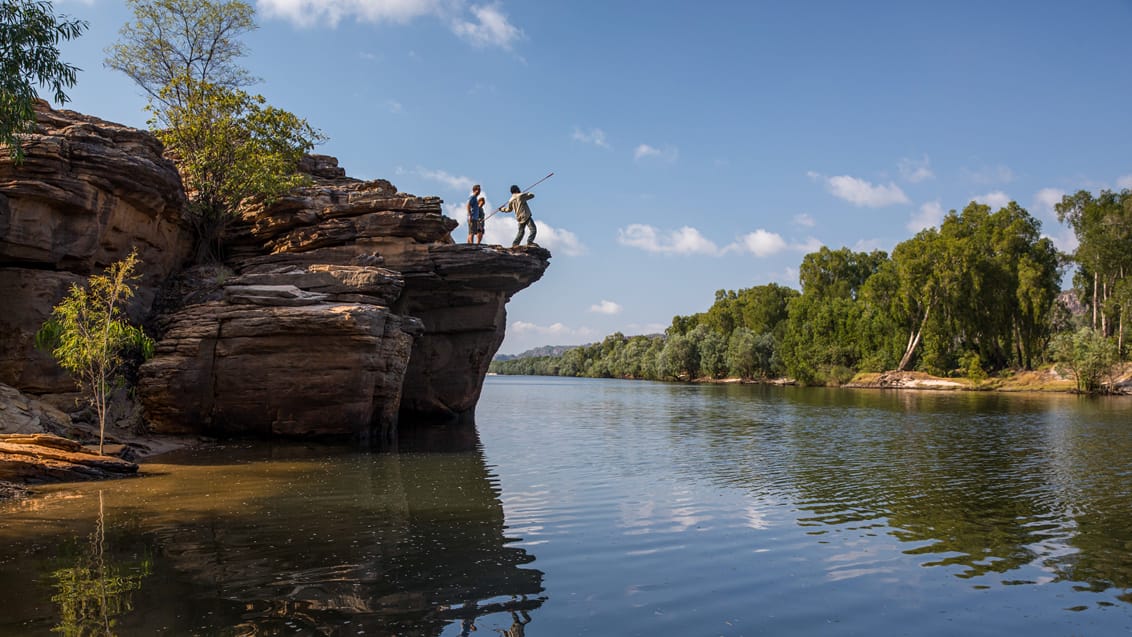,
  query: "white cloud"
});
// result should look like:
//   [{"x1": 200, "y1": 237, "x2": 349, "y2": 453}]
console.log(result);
[
  {"x1": 907, "y1": 200, "x2": 945, "y2": 232},
  {"x1": 792, "y1": 237, "x2": 824, "y2": 253},
  {"x1": 511, "y1": 321, "x2": 596, "y2": 339},
  {"x1": 634, "y1": 143, "x2": 678, "y2": 162},
  {"x1": 451, "y1": 3, "x2": 523, "y2": 49},
  {"x1": 627, "y1": 322, "x2": 668, "y2": 334},
  {"x1": 572, "y1": 127, "x2": 610, "y2": 149},
  {"x1": 617, "y1": 224, "x2": 719, "y2": 255},
  {"x1": 793, "y1": 213, "x2": 815, "y2": 227},
  {"x1": 853, "y1": 238, "x2": 886, "y2": 252},
  {"x1": 737, "y1": 229, "x2": 787, "y2": 257},
  {"x1": 973, "y1": 191, "x2": 1011, "y2": 210},
  {"x1": 1033, "y1": 187, "x2": 1065, "y2": 218},
  {"x1": 400, "y1": 165, "x2": 475, "y2": 192},
  {"x1": 589, "y1": 300, "x2": 622, "y2": 315},
  {"x1": 1117, "y1": 174, "x2": 1132, "y2": 189},
  {"x1": 257, "y1": 0, "x2": 522, "y2": 49},
  {"x1": 482, "y1": 216, "x2": 586, "y2": 256},
  {"x1": 384, "y1": 99, "x2": 403, "y2": 113},
  {"x1": 899, "y1": 155, "x2": 934, "y2": 183},
  {"x1": 810, "y1": 172, "x2": 909, "y2": 207},
  {"x1": 1046, "y1": 227, "x2": 1078, "y2": 253},
  {"x1": 962, "y1": 164, "x2": 1015, "y2": 185}
]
